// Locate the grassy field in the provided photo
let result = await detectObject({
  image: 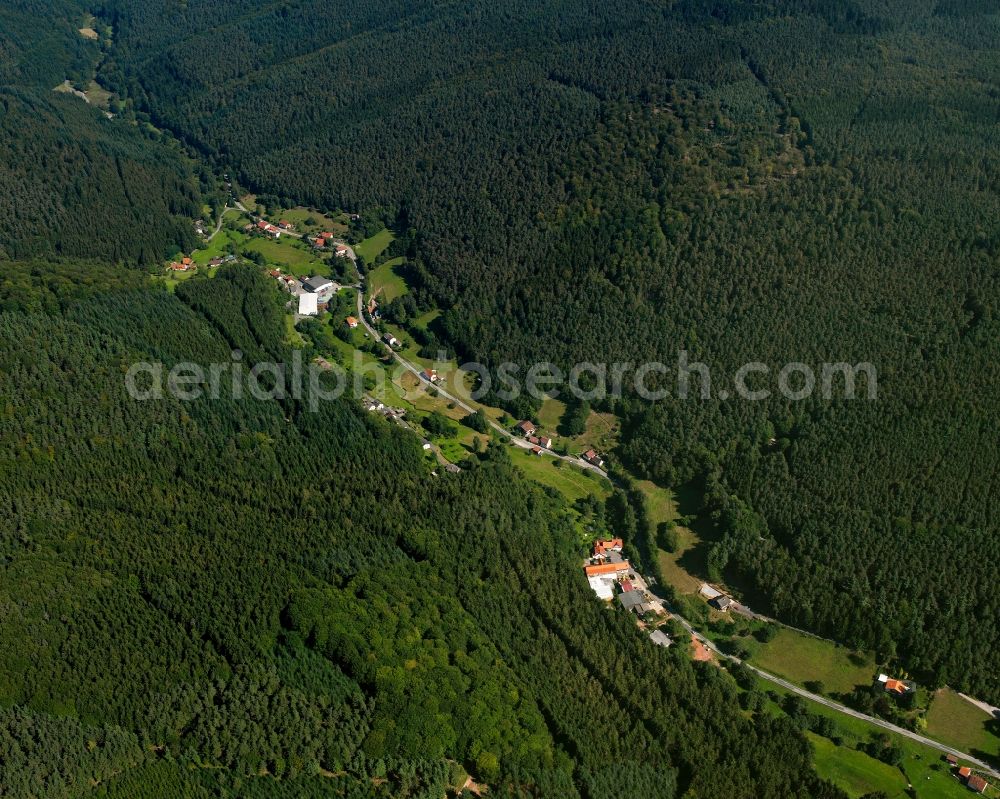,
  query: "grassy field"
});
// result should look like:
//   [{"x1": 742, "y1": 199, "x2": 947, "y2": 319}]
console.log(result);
[
  {"x1": 508, "y1": 446, "x2": 613, "y2": 503},
  {"x1": 536, "y1": 396, "x2": 566, "y2": 432},
  {"x1": 412, "y1": 309, "x2": 441, "y2": 330},
  {"x1": 245, "y1": 237, "x2": 326, "y2": 272},
  {"x1": 807, "y1": 732, "x2": 909, "y2": 798},
  {"x1": 355, "y1": 229, "x2": 395, "y2": 261},
  {"x1": 191, "y1": 219, "x2": 247, "y2": 264},
  {"x1": 765, "y1": 688, "x2": 988, "y2": 799},
  {"x1": 749, "y1": 628, "x2": 875, "y2": 696},
  {"x1": 274, "y1": 207, "x2": 347, "y2": 236},
  {"x1": 368, "y1": 257, "x2": 408, "y2": 302},
  {"x1": 926, "y1": 689, "x2": 1000, "y2": 761}
]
